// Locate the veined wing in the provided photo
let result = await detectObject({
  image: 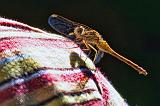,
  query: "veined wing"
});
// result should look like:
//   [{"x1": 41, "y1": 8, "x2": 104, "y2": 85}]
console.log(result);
[{"x1": 48, "y1": 14, "x2": 92, "y2": 36}]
